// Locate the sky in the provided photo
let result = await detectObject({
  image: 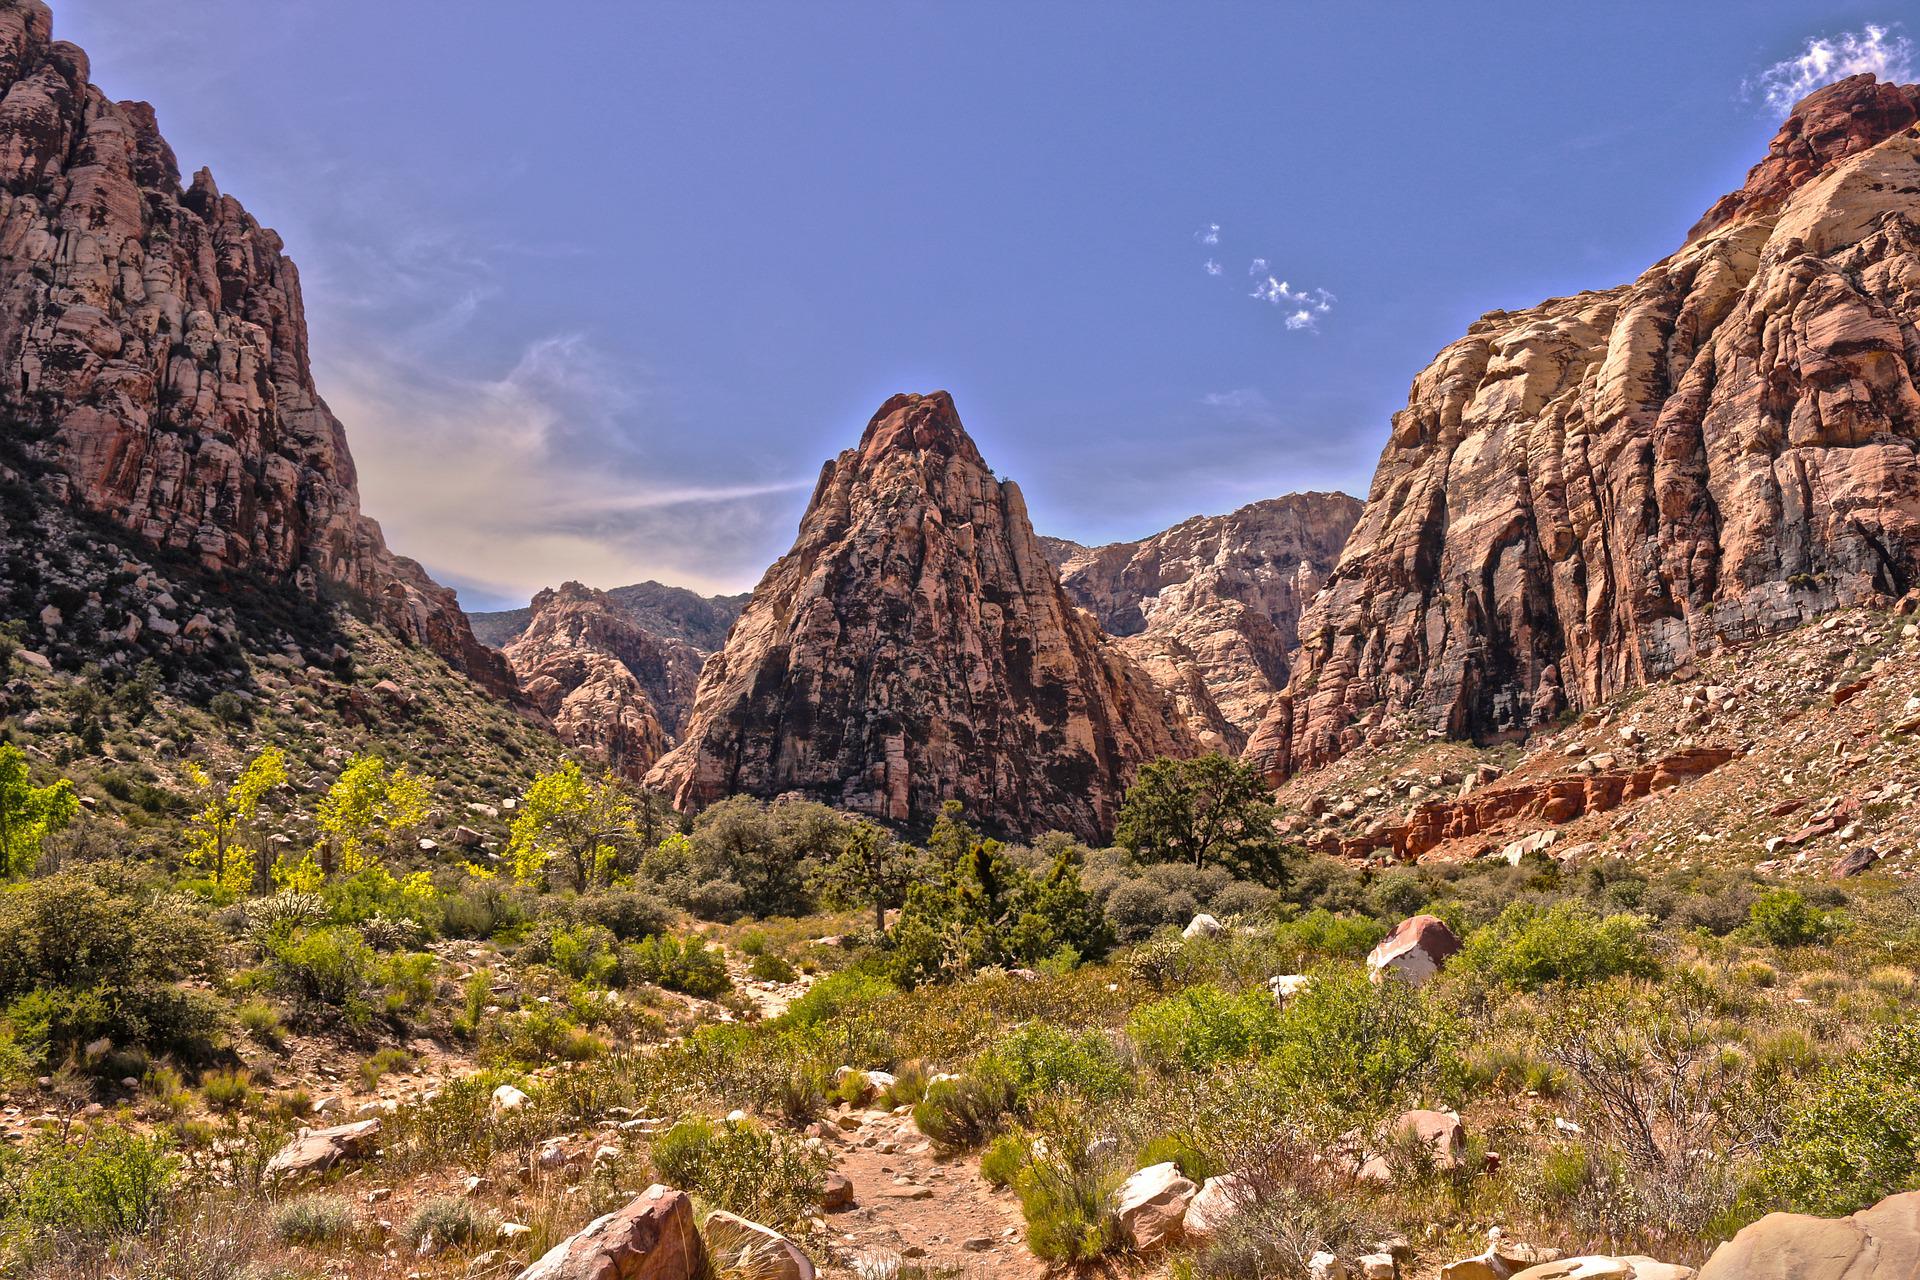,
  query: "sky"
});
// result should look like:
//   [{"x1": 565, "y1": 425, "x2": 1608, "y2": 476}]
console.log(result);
[{"x1": 52, "y1": 2, "x2": 1918, "y2": 611}]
